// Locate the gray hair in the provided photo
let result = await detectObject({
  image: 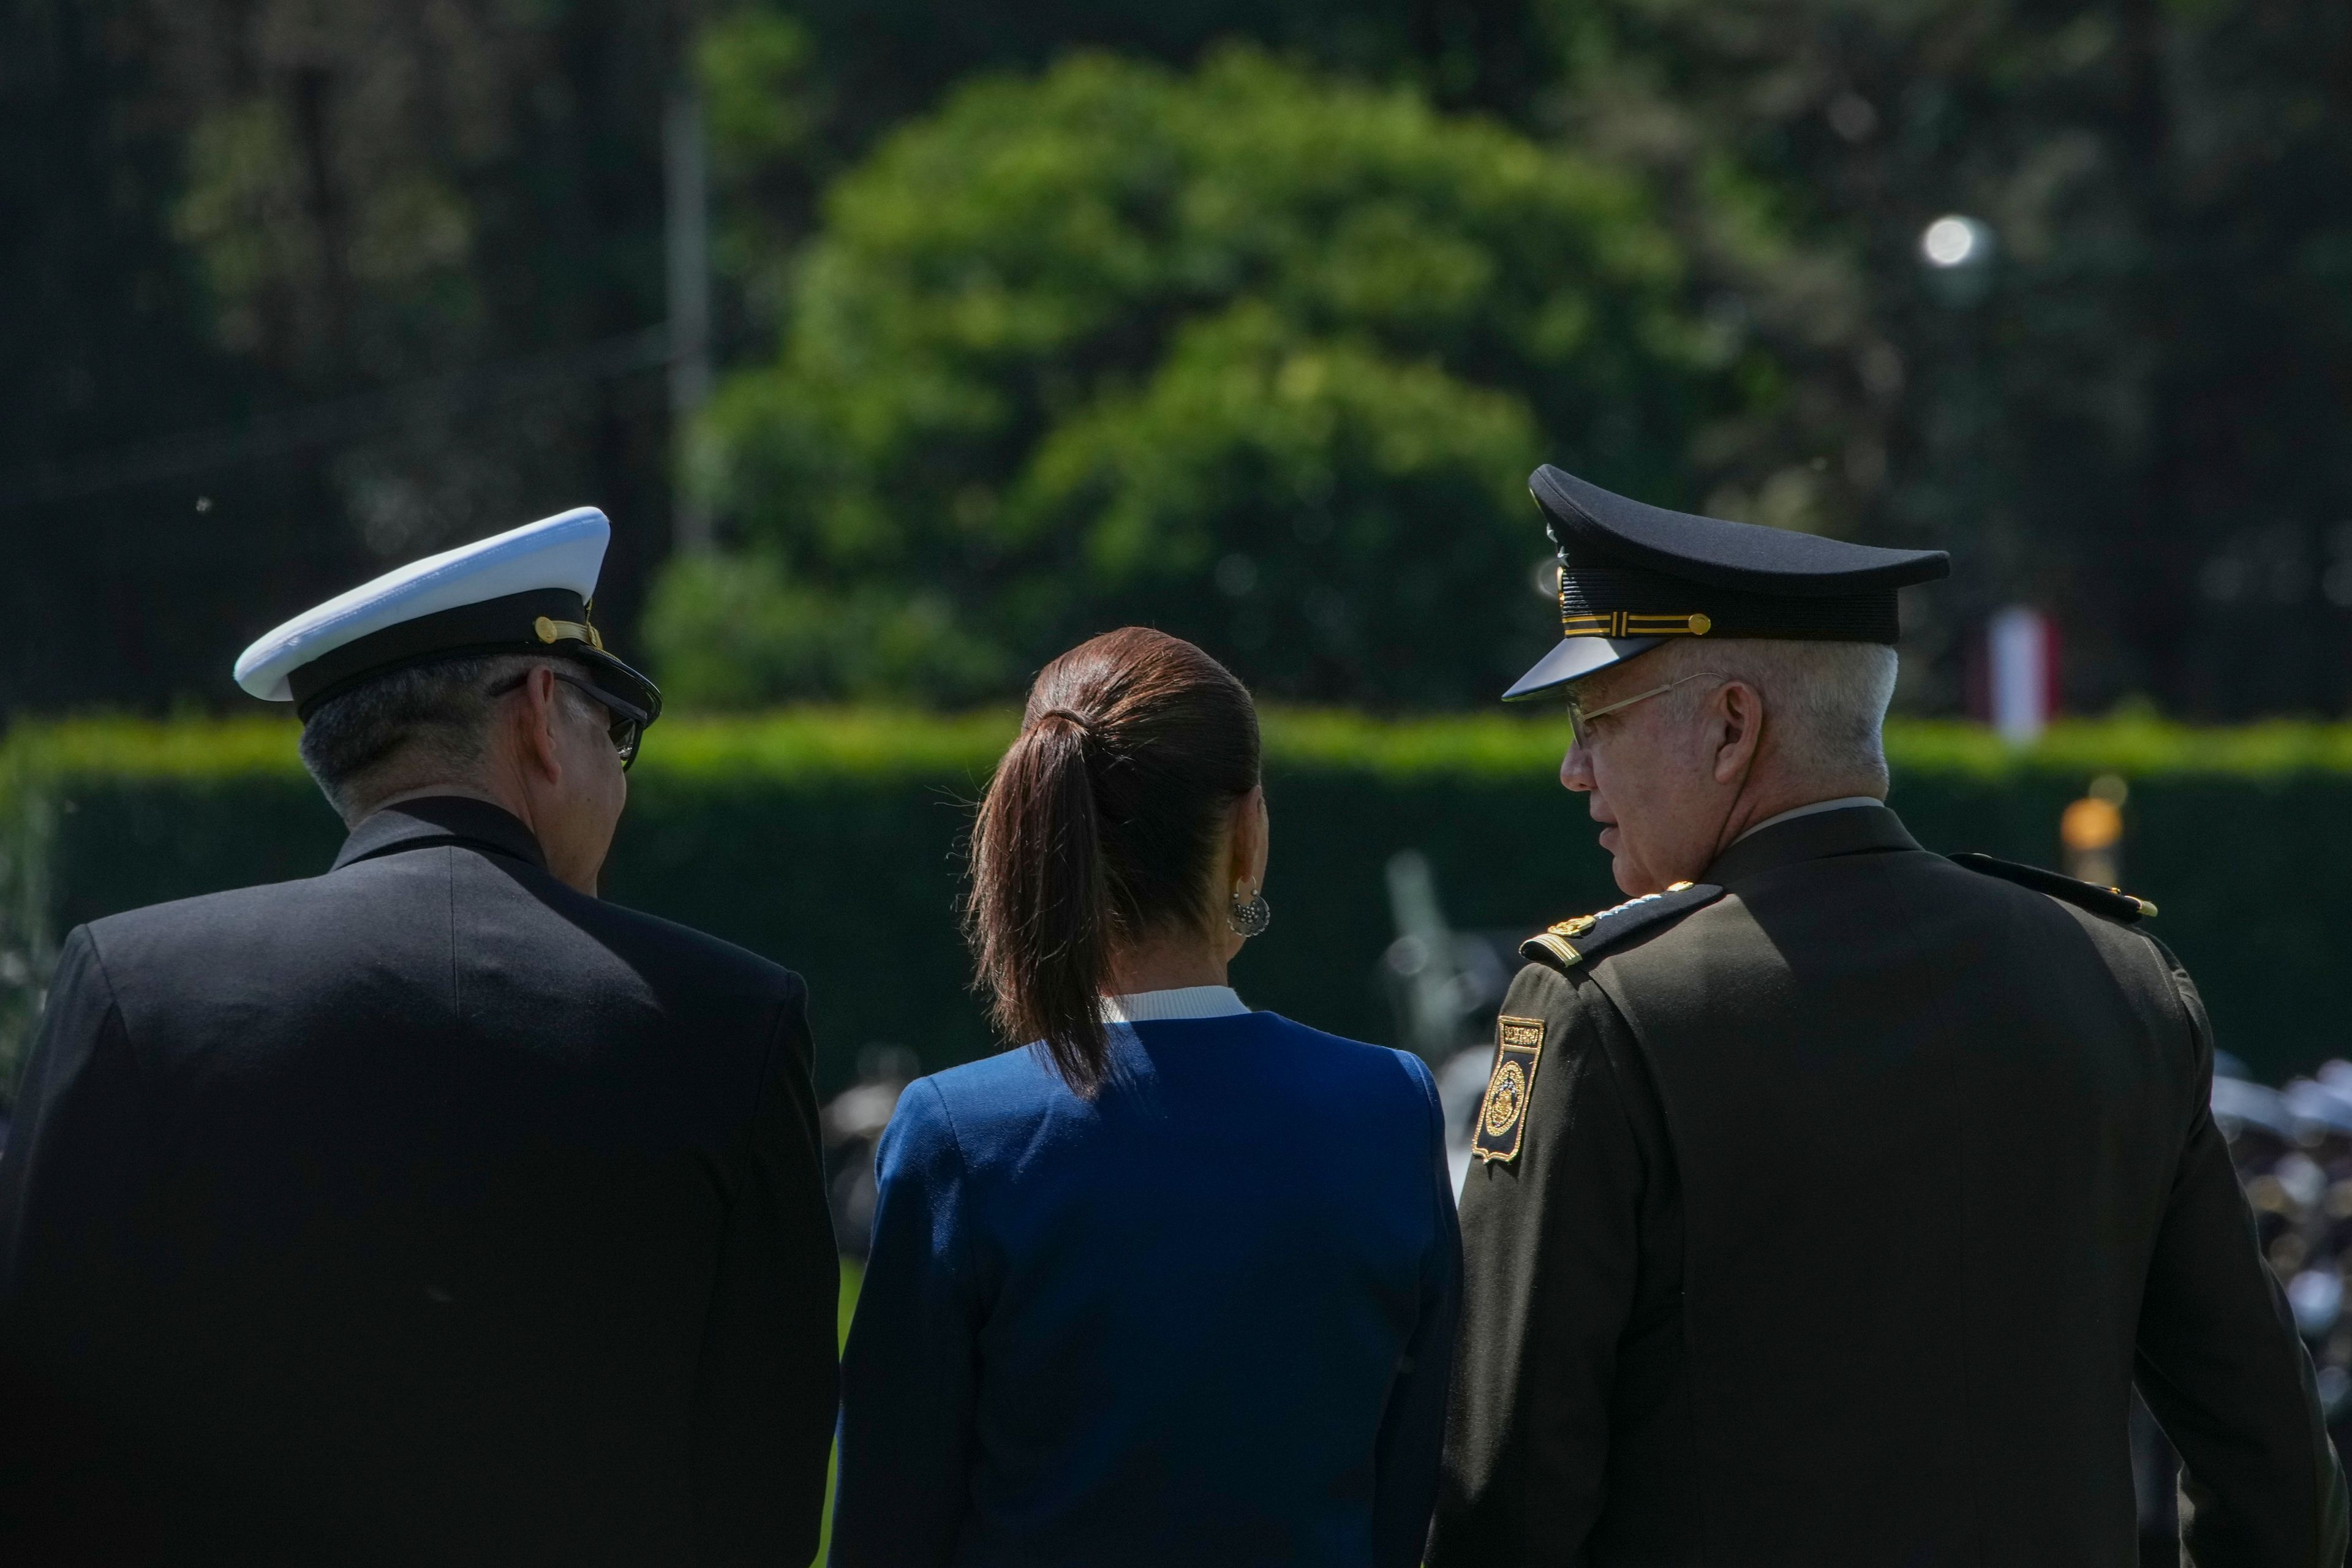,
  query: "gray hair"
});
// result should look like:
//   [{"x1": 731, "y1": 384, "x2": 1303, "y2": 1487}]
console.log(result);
[
  {"x1": 1647, "y1": 636, "x2": 1898, "y2": 794},
  {"x1": 298, "y1": 652, "x2": 556, "y2": 823}
]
